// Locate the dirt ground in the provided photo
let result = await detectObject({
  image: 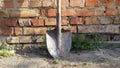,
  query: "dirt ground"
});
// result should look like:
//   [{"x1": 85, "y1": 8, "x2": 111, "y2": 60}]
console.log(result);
[{"x1": 0, "y1": 48, "x2": 120, "y2": 68}]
